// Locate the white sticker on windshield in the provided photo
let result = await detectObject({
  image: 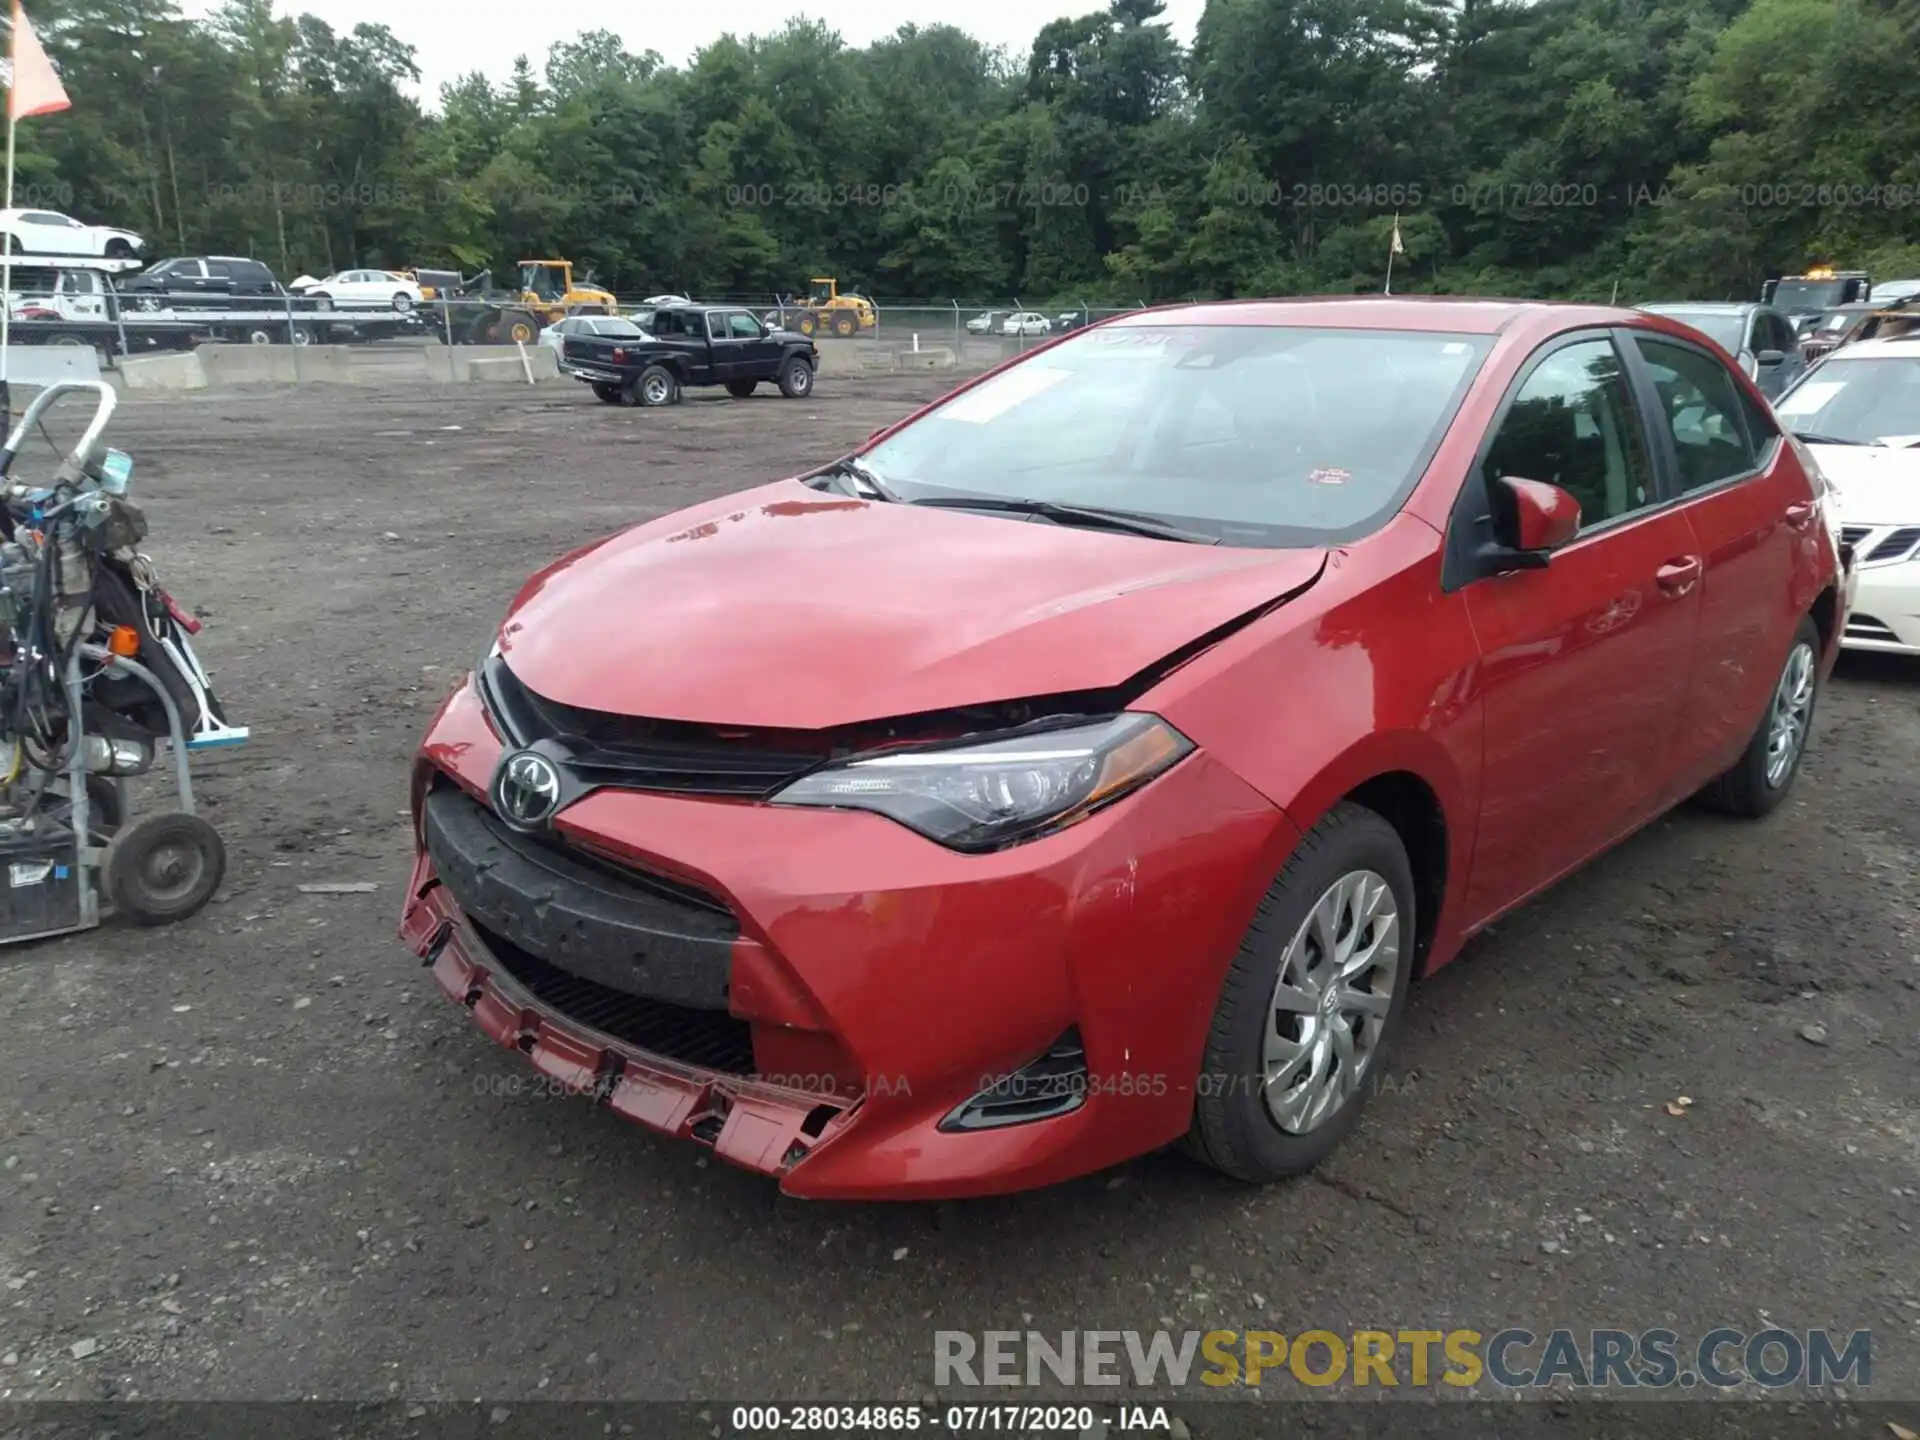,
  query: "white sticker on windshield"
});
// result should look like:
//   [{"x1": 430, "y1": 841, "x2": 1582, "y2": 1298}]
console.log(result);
[
  {"x1": 1442, "y1": 343, "x2": 1469, "y2": 355},
  {"x1": 935, "y1": 366, "x2": 1072, "y2": 423},
  {"x1": 1776, "y1": 381, "x2": 1842, "y2": 416}
]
